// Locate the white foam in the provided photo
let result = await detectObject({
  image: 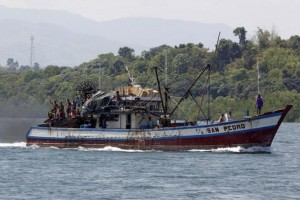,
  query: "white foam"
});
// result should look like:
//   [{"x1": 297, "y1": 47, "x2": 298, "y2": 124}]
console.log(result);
[
  {"x1": 0, "y1": 142, "x2": 27, "y2": 148},
  {"x1": 0, "y1": 142, "x2": 271, "y2": 153},
  {"x1": 27, "y1": 144, "x2": 40, "y2": 149},
  {"x1": 239, "y1": 146, "x2": 271, "y2": 153},
  {"x1": 212, "y1": 146, "x2": 245, "y2": 152},
  {"x1": 189, "y1": 146, "x2": 271, "y2": 153},
  {"x1": 77, "y1": 146, "x2": 146, "y2": 152},
  {"x1": 189, "y1": 149, "x2": 212, "y2": 152}
]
